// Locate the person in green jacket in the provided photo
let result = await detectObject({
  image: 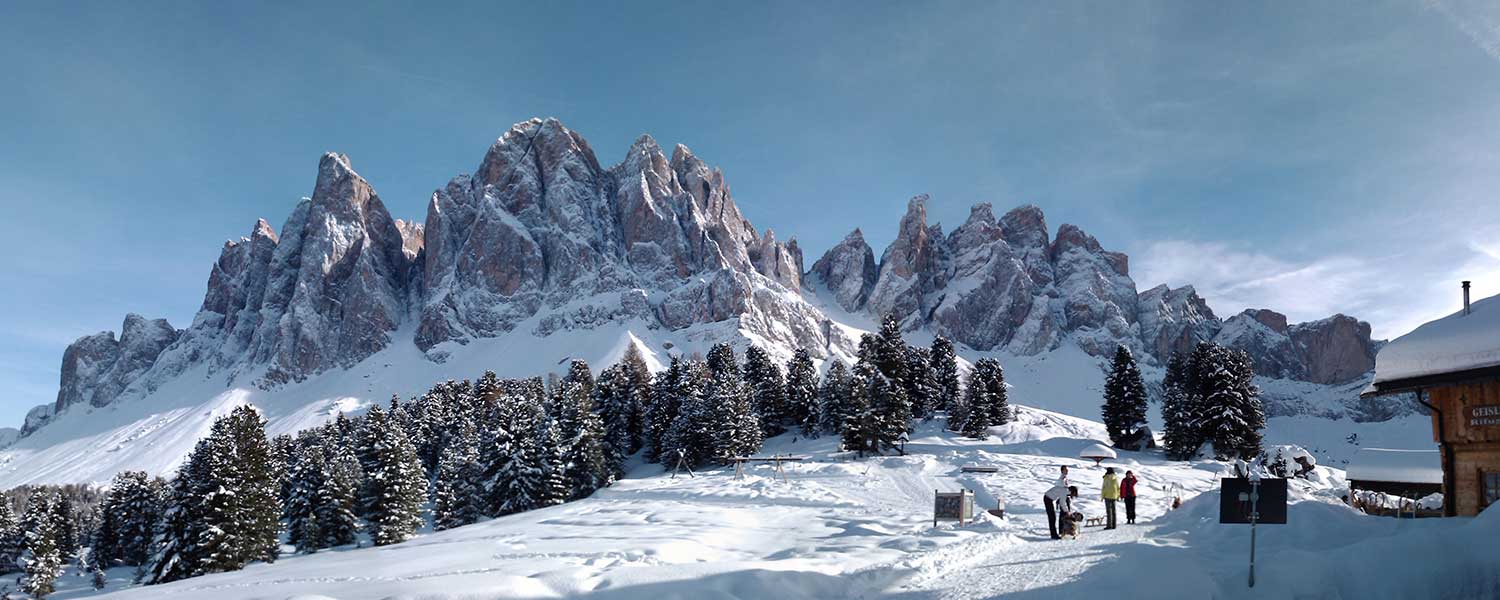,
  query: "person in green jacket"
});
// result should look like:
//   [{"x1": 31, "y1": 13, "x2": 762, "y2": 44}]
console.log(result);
[{"x1": 1101, "y1": 467, "x2": 1121, "y2": 530}]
